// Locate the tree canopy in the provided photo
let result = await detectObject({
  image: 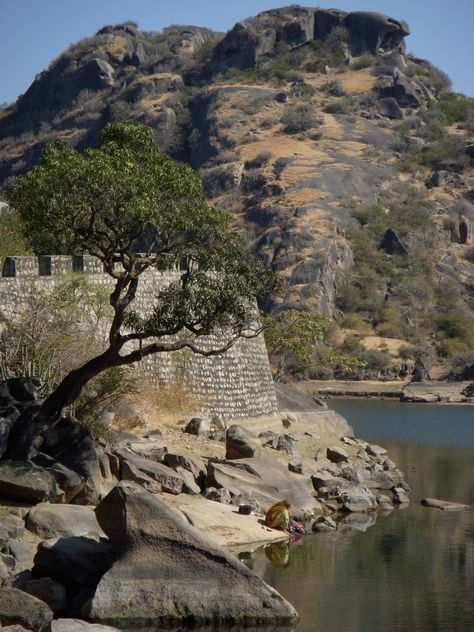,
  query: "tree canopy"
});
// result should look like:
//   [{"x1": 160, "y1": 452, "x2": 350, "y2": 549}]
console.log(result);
[{"x1": 5, "y1": 122, "x2": 277, "y2": 433}]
